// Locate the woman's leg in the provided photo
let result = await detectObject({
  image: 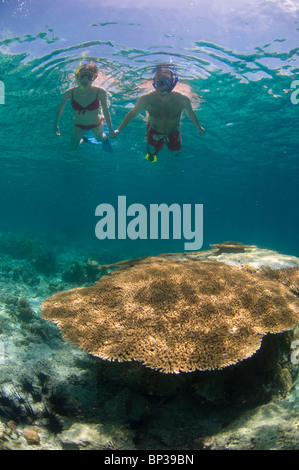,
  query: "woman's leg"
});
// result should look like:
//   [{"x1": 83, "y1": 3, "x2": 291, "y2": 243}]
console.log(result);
[
  {"x1": 71, "y1": 126, "x2": 85, "y2": 150},
  {"x1": 91, "y1": 120, "x2": 106, "y2": 142}
]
